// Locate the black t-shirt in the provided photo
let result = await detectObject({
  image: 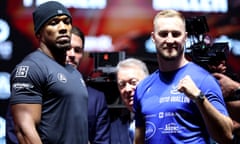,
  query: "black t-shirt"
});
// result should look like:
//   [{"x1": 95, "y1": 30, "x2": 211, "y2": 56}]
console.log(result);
[{"x1": 10, "y1": 50, "x2": 88, "y2": 144}]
